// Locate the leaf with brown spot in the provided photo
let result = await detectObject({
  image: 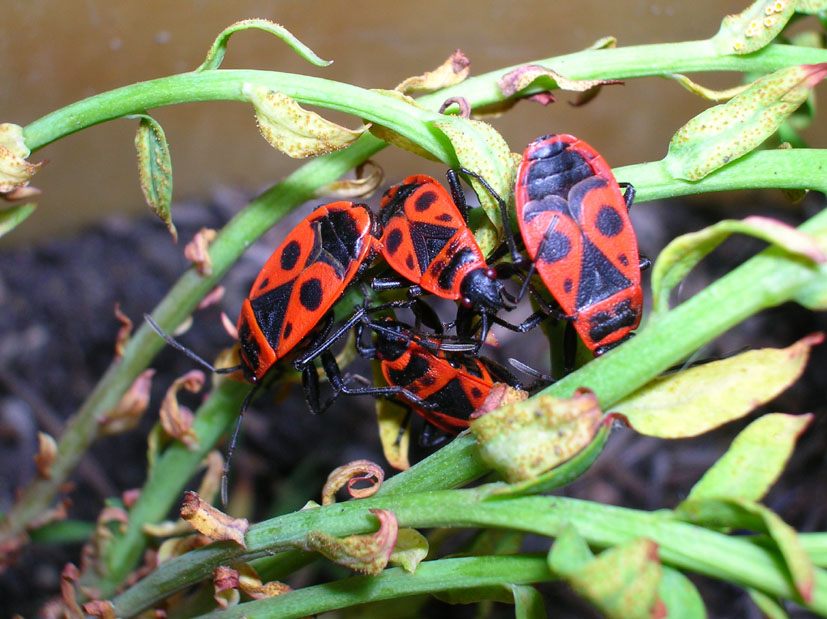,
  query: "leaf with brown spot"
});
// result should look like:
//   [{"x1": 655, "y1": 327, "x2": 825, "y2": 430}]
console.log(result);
[
  {"x1": 305, "y1": 509, "x2": 398, "y2": 575},
  {"x1": 614, "y1": 334, "x2": 823, "y2": 438},
  {"x1": 470, "y1": 383, "x2": 528, "y2": 420},
  {"x1": 395, "y1": 49, "x2": 471, "y2": 94},
  {"x1": 712, "y1": 0, "x2": 798, "y2": 55},
  {"x1": 113, "y1": 302, "x2": 133, "y2": 361},
  {"x1": 321, "y1": 459, "x2": 385, "y2": 505},
  {"x1": 160, "y1": 370, "x2": 204, "y2": 449},
  {"x1": 472, "y1": 388, "x2": 603, "y2": 483},
  {"x1": 180, "y1": 491, "x2": 248, "y2": 547},
  {"x1": 499, "y1": 64, "x2": 622, "y2": 103},
  {"x1": 213, "y1": 566, "x2": 240, "y2": 609},
  {"x1": 245, "y1": 85, "x2": 368, "y2": 158},
  {"x1": 0, "y1": 123, "x2": 42, "y2": 194},
  {"x1": 98, "y1": 369, "x2": 154, "y2": 436},
  {"x1": 33, "y1": 431, "x2": 57, "y2": 479},
  {"x1": 134, "y1": 115, "x2": 175, "y2": 242},
  {"x1": 184, "y1": 227, "x2": 216, "y2": 277}
]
